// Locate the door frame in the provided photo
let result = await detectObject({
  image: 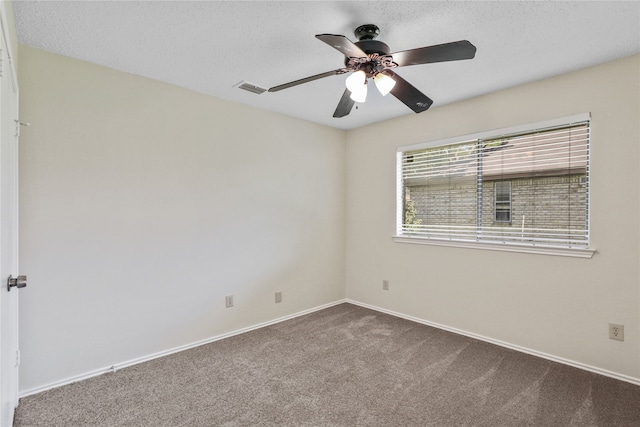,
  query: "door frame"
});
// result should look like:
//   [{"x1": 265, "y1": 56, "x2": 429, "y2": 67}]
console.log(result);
[{"x1": 0, "y1": 2, "x2": 20, "y2": 425}]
